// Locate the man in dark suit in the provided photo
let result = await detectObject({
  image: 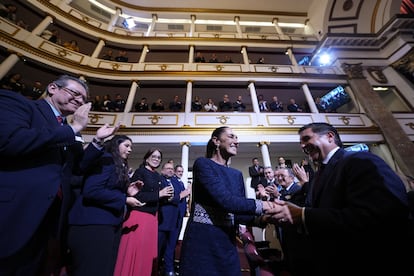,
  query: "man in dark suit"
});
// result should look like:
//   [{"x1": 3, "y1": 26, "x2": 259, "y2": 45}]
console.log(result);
[
  {"x1": 0, "y1": 75, "x2": 118, "y2": 275},
  {"x1": 248, "y1": 157, "x2": 265, "y2": 190},
  {"x1": 158, "y1": 163, "x2": 190, "y2": 276},
  {"x1": 269, "y1": 122, "x2": 411, "y2": 276}
]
